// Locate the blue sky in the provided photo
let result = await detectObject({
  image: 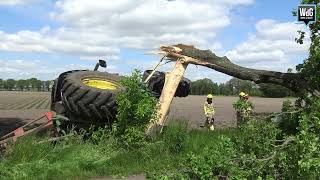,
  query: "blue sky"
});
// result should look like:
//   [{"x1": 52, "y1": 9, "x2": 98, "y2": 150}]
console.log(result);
[
  {"x1": 218, "y1": 0, "x2": 300, "y2": 50},
  {"x1": 0, "y1": 0, "x2": 310, "y2": 83}
]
